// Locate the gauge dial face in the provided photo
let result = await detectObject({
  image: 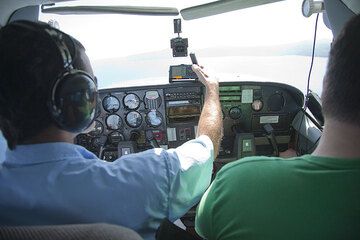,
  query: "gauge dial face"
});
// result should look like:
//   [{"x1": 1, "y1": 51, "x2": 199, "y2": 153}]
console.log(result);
[
  {"x1": 126, "y1": 111, "x2": 142, "y2": 128},
  {"x1": 251, "y1": 99, "x2": 263, "y2": 111},
  {"x1": 88, "y1": 120, "x2": 104, "y2": 136},
  {"x1": 123, "y1": 93, "x2": 140, "y2": 110},
  {"x1": 146, "y1": 110, "x2": 163, "y2": 127},
  {"x1": 103, "y1": 95, "x2": 120, "y2": 112},
  {"x1": 106, "y1": 114, "x2": 122, "y2": 130}
]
